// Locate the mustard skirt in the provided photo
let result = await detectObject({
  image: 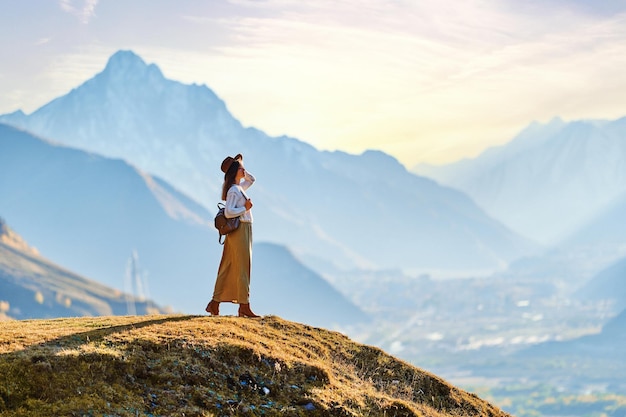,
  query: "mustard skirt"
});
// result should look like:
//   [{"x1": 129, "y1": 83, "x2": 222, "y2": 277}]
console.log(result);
[{"x1": 212, "y1": 222, "x2": 252, "y2": 304}]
